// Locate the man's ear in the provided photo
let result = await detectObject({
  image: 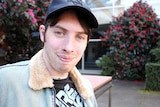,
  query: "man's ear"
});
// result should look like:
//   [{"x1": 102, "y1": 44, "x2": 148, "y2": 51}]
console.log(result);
[{"x1": 39, "y1": 25, "x2": 45, "y2": 42}]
